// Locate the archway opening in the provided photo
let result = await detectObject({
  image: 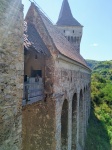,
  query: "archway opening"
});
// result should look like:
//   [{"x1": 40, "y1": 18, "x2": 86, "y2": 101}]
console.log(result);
[
  {"x1": 72, "y1": 93, "x2": 77, "y2": 149},
  {"x1": 61, "y1": 99, "x2": 68, "y2": 150}
]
